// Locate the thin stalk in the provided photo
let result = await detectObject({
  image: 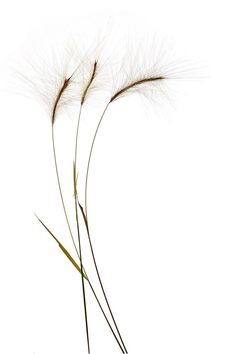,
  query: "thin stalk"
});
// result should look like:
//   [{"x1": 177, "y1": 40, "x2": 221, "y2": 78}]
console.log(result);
[
  {"x1": 52, "y1": 123, "x2": 90, "y2": 352},
  {"x1": 51, "y1": 124, "x2": 79, "y2": 258},
  {"x1": 84, "y1": 102, "x2": 109, "y2": 217},
  {"x1": 73, "y1": 104, "x2": 90, "y2": 352},
  {"x1": 86, "y1": 279, "x2": 125, "y2": 353},
  {"x1": 74, "y1": 165, "x2": 90, "y2": 353},
  {"x1": 83, "y1": 102, "x2": 128, "y2": 353},
  {"x1": 52, "y1": 123, "x2": 124, "y2": 352},
  {"x1": 74, "y1": 105, "x2": 81, "y2": 169}
]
